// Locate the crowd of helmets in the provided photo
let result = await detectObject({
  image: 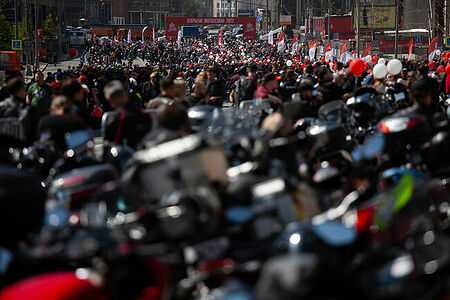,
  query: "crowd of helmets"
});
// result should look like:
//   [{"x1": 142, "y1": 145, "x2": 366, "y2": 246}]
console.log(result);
[{"x1": 0, "y1": 35, "x2": 449, "y2": 300}]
